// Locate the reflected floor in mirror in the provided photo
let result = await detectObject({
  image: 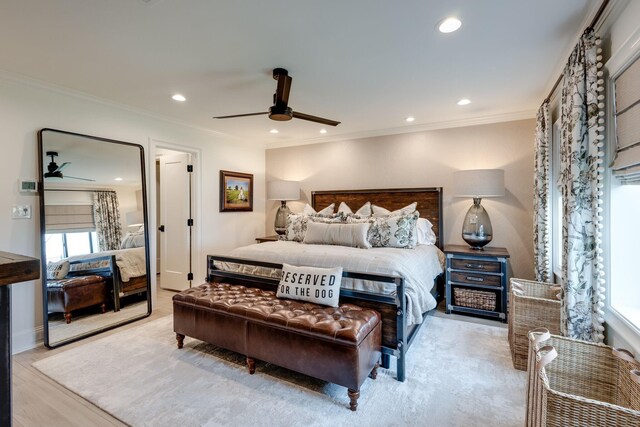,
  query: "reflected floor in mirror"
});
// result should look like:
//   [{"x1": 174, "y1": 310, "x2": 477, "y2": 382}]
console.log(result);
[{"x1": 48, "y1": 299, "x2": 148, "y2": 344}]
